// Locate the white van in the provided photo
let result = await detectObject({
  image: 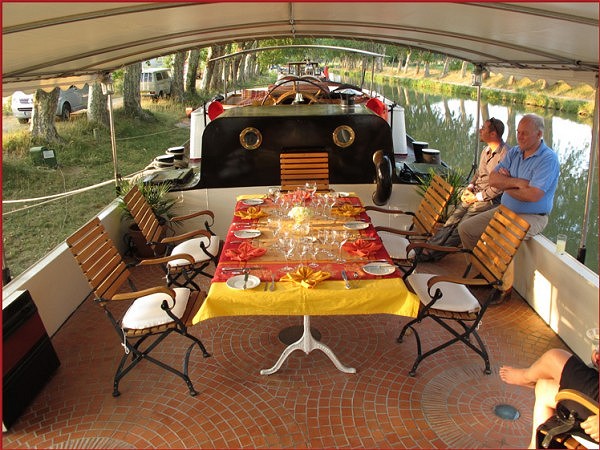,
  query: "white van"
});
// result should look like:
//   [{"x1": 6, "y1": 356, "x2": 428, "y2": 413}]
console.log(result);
[
  {"x1": 140, "y1": 68, "x2": 172, "y2": 100},
  {"x1": 11, "y1": 85, "x2": 89, "y2": 124}
]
